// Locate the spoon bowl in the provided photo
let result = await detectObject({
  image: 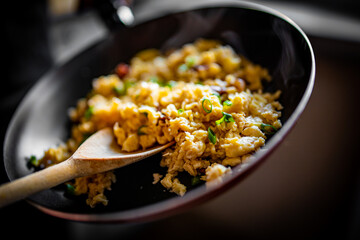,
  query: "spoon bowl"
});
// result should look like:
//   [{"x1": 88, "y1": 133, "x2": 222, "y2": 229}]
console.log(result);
[{"x1": 0, "y1": 128, "x2": 174, "y2": 208}]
